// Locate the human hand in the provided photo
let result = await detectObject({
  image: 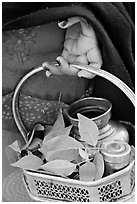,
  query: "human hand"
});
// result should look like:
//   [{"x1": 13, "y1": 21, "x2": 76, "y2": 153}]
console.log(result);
[{"x1": 43, "y1": 17, "x2": 103, "y2": 79}]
